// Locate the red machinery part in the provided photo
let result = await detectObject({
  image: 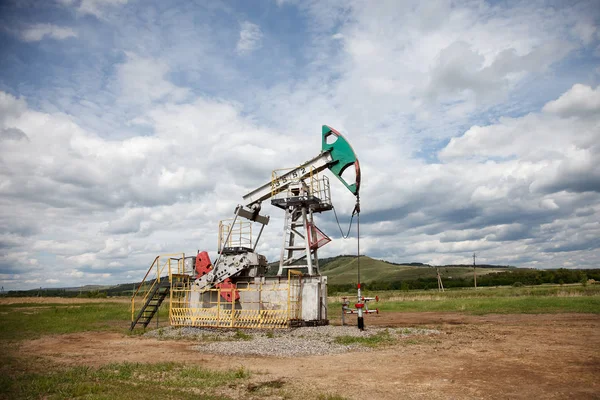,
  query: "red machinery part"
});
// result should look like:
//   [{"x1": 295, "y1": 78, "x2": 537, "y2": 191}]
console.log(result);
[
  {"x1": 306, "y1": 222, "x2": 331, "y2": 250},
  {"x1": 195, "y1": 251, "x2": 212, "y2": 278},
  {"x1": 355, "y1": 303, "x2": 364, "y2": 309},
  {"x1": 194, "y1": 251, "x2": 239, "y2": 302},
  {"x1": 217, "y1": 279, "x2": 240, "y2": 302}
]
